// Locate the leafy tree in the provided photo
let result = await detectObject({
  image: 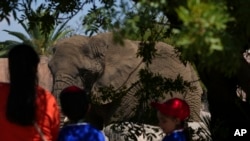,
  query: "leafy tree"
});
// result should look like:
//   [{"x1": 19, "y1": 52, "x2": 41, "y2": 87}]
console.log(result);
[
  {"x1": 1, "y1": 0, "x2": 87, "y2": 36},
  {"x1": 0, "y1": 18, "x2": 71, "y2": 56},
  {"x1": 0, "y1": 1, "x2": 73, "y2": 56}
]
